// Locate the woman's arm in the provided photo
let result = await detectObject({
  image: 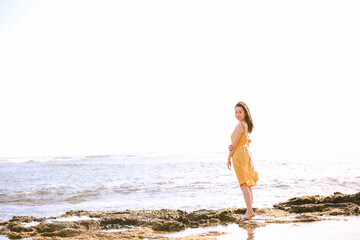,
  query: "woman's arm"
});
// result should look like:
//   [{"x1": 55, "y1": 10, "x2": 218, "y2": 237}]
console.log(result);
[{"x1": 227, "y1": 123, "x2": 244, "y2": 160}]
